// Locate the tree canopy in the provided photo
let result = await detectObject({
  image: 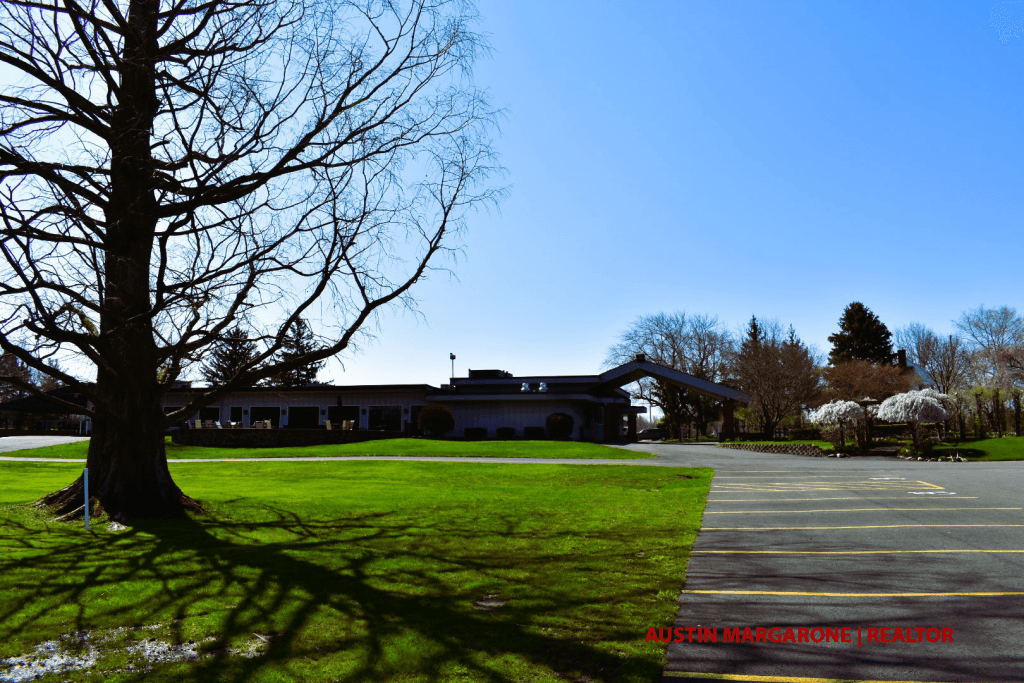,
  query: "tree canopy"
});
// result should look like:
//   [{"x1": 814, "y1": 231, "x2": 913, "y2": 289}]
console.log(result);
[
  {"x1": 0, "y1": 0, "x2": 501, "y2": 520},
  {"x1": 266, "y1": 318, "x2": 324, "y2": 388},
  {"x1": 827, "y1": 302, "x2": 895, "y2": 366},
  {"x1": 202, "y1": 327, "x2": 259, "y2": 388},
  {"x1": 732, "y1": 317, "x2": 820, "y2": 438},
  {"x1": 605, "y1": 312, "x2": 733, "y2": 437}
]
